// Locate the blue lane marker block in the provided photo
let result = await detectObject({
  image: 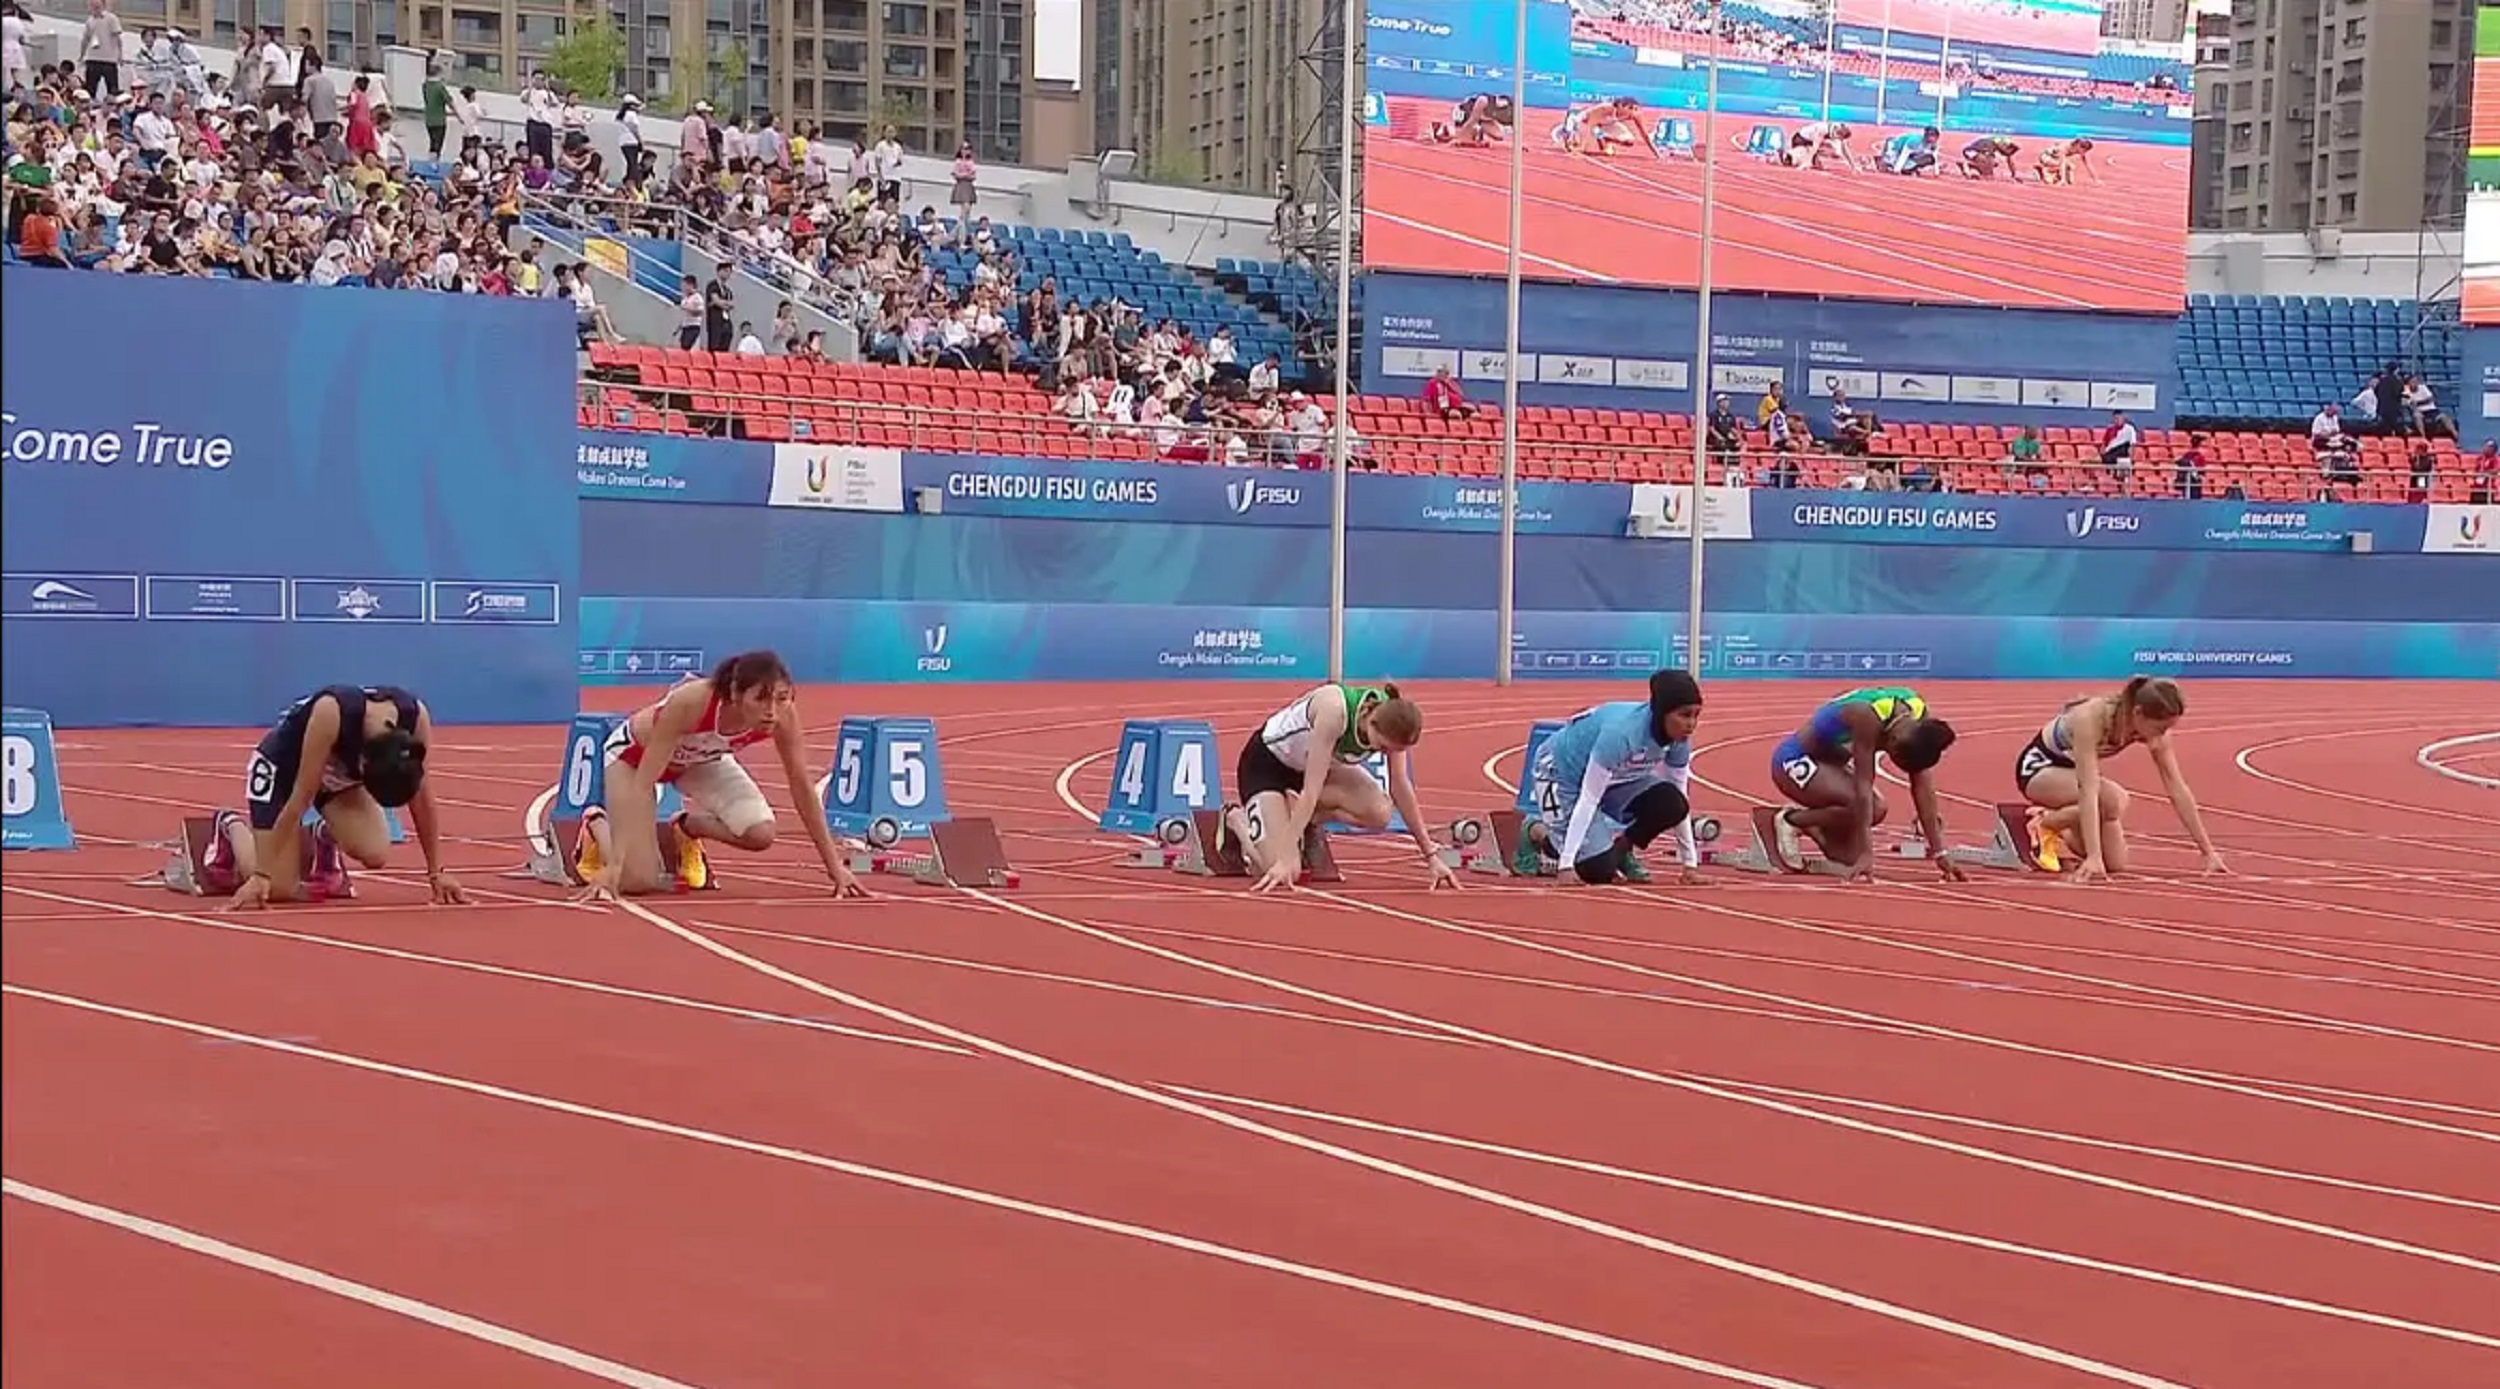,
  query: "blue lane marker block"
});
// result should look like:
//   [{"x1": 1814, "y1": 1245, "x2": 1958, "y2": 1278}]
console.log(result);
[
  {"x1": 1, "y1": 706, "x2": 75, "y2": 850},
  {"x1": 1100, "y1": 719, "x2": 1223, "y2": 834},
  {"x1": 823, "y1": 716, "x2": 950, "y2": 843},
  {"x1": 551, "y1": 712, "x2": 684, "y2": 823},
  {"x1": 1513, "y1": 720, "x2": 1568, "y2": 817}
]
